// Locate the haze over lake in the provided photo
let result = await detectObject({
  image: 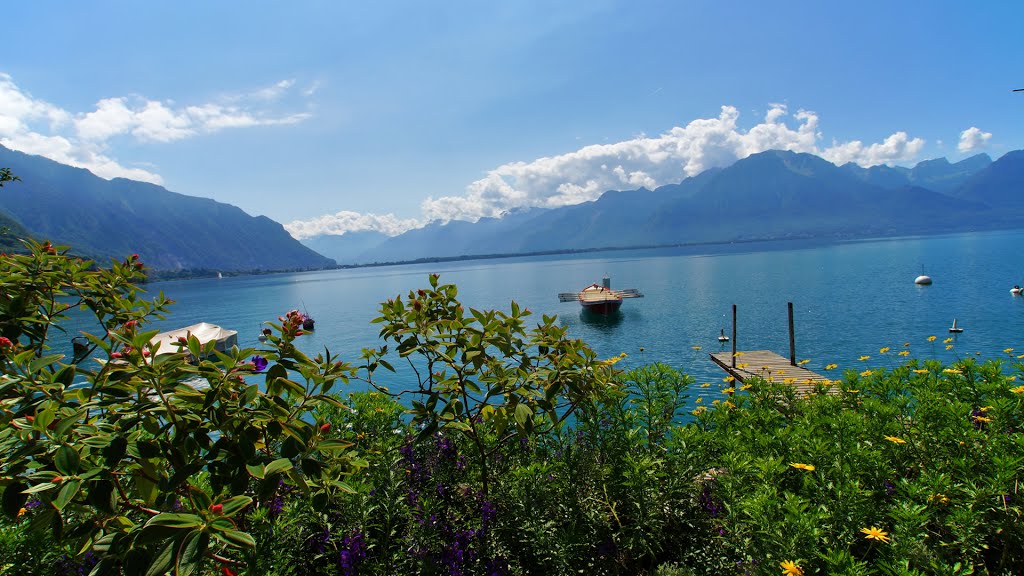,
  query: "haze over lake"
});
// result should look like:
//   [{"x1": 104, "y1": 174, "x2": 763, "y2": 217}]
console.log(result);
[{"x1": 121, "y1": 229, "x2": 1024, "y2": 399}]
